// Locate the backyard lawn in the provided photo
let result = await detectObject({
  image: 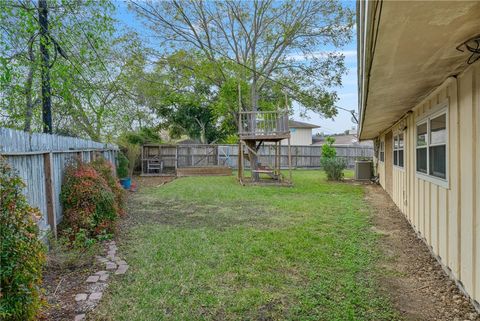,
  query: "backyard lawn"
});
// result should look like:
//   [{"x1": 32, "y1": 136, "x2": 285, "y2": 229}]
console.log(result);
[{"x1": 93, "y1": 171, "x2": 398, "y2": 321}]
